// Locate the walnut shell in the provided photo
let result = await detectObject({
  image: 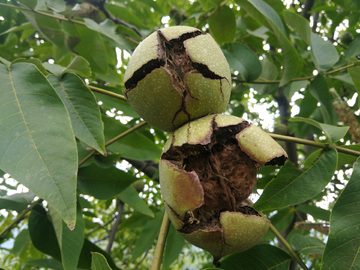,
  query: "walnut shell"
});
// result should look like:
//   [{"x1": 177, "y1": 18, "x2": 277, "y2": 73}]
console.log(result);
[{"x1": 124, "y1": 26, "x2": 231, "y2": 132}]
